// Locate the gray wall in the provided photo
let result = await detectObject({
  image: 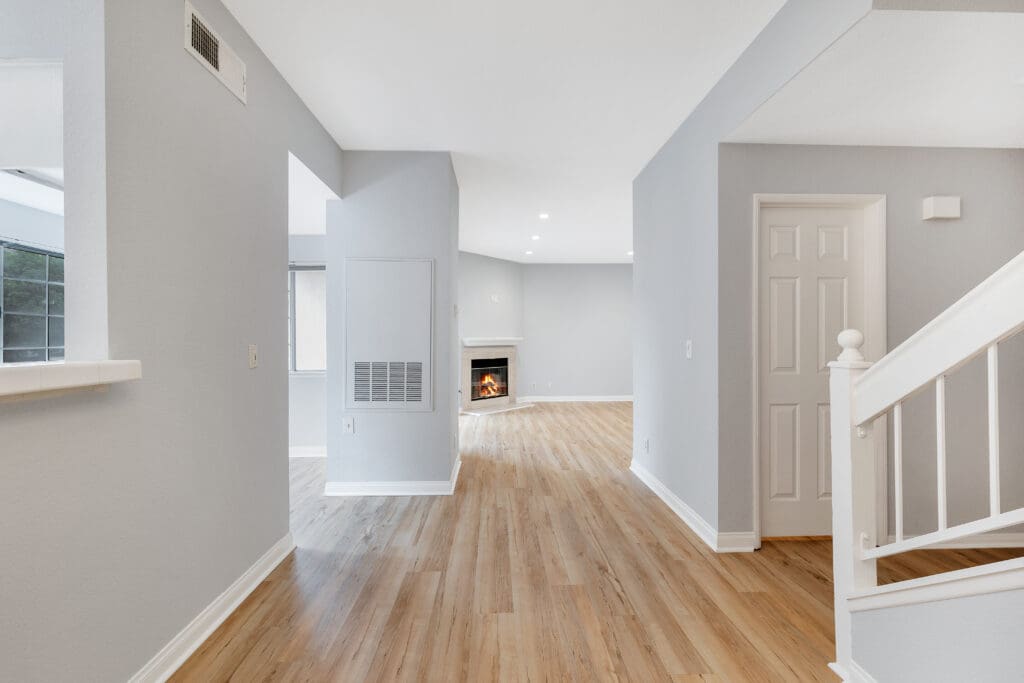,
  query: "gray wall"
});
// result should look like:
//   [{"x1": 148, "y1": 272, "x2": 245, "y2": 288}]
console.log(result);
[
  {"x1": 327, "y1": 152, "x2": 459, "y2": 484},
  {"x1": 520, "y1": 264, "x2": 632, "y2": 398},
  {"x1": 717, "y1": 144, "x2": 1024, "y2": 533},
  {"x1": 289, "y1": 373, "x2": 326, "y2": 453},
  {"x1": 0, "y1": 199, "x2": 64, "y2": 252},
  {"x1": 873, "y1": 0, "x2": 1024, "y2": 10},
  {"x1": 457, "y1": 252, "x2": 633, "y2": 398},
  {"x1": 632, "y1": 0, "x2": 873, "y2": 530},
  {"x1": 852, "y1": 588, "x2": 1024, "y2": 682},
  {"x1": 289, "y1": 233, "x2": 326, "y2": 265},
  {"x1": 0, "y1": 1, "x2": 345, "y2": 680},
  {"x1": 458, "y1": 251, "x2": 523, "y2": 340}
]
